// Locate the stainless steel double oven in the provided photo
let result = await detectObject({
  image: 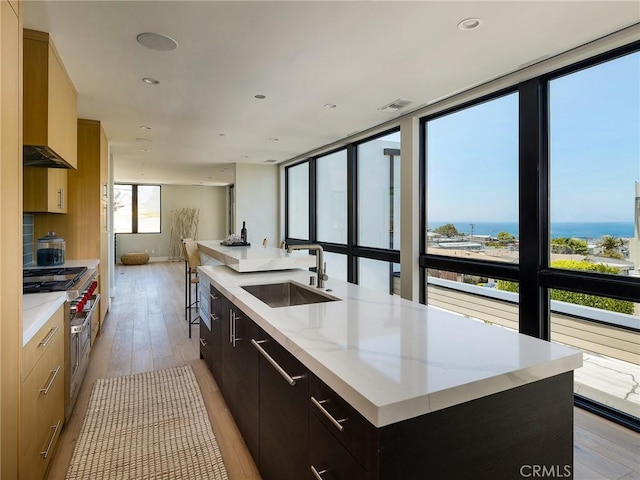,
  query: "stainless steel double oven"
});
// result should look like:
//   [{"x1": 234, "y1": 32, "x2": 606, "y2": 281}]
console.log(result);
[{"x1": 24, "y1": 266, "x2": 99, "y2": 420}]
